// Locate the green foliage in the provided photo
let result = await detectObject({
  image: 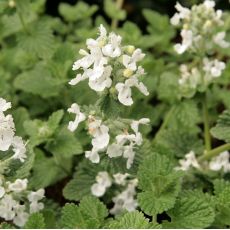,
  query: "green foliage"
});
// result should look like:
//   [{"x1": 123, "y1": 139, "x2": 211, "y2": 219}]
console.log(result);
[
  {"x1": 60, "y1": 196, "x2": 108, "y2": 228},
  {"x1": 24, "y1": 213, "x2": 46, "y2": 229},
  {"x1": 163, "y1": 191, "x2": 215, "y2": 228},
  {"x1": 137, "y1": 153, "x2": 182, "y2": 215},
  {"x1": 211, "y1": 110, "x2": 230, "y2": 142},
  {"x1": 104, "y1": 0, "x2": 126, "y2": 21},
  {"x1": 107, "y1": 211, "x2": 161, "y2": 229}
]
